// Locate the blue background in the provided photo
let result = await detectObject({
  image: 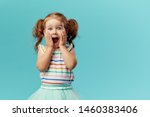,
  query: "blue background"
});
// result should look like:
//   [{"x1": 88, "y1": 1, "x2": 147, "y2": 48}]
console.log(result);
[{"x1": 0, "y1": 0, "x2": 150, "y2": 100}]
